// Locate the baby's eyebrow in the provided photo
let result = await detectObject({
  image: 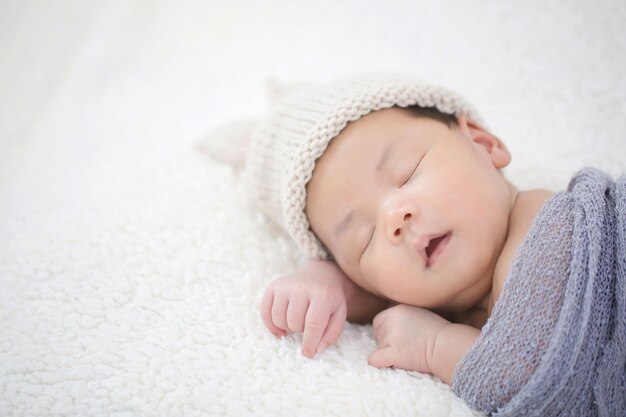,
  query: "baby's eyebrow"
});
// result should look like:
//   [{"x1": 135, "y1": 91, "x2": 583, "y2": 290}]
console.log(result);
[
  {"x1": 334, "y1": 209, "x2": 354, "y2": 238},
  {"x1": 376, "y1": 140, "x2": 398, "y2": 172},
  {"x1": 333, "y1": 140, "x2": 399, "y2": 240}
]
